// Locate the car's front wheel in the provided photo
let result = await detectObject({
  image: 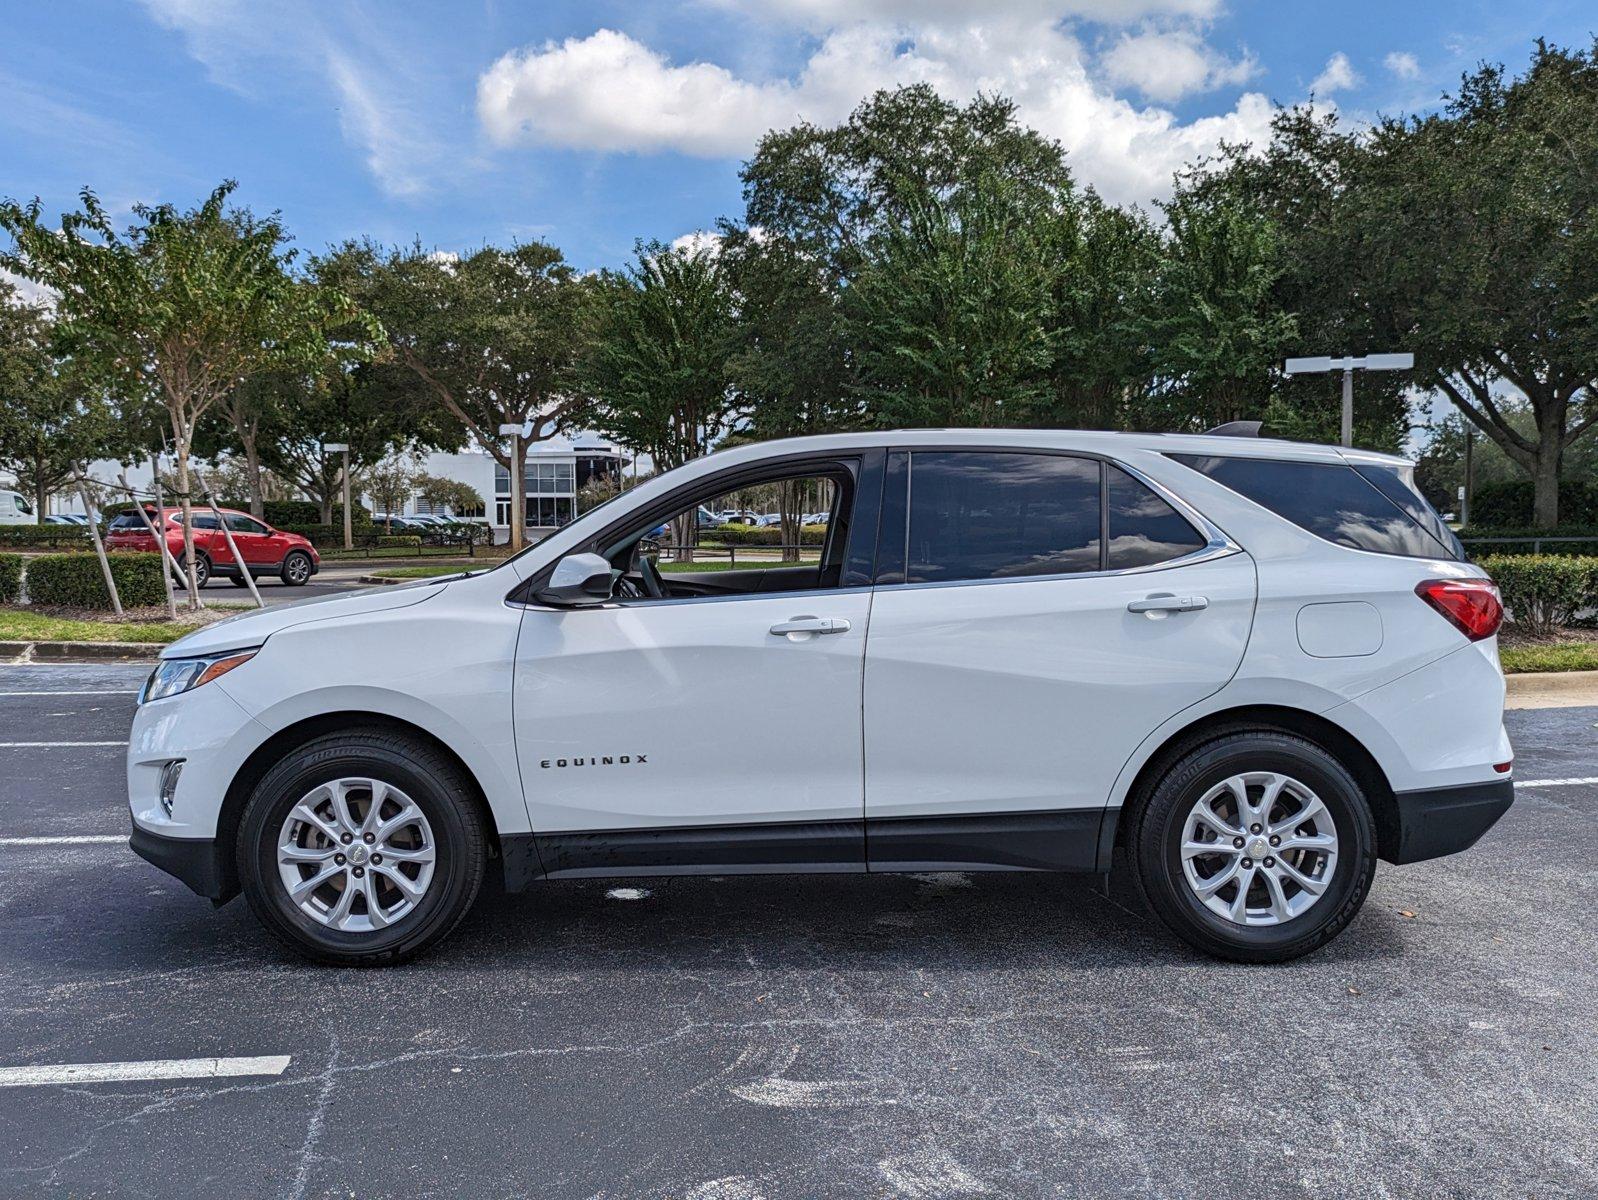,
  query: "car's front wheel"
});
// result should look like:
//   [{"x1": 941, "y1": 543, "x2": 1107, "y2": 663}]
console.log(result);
[
  {"x1": 281, "y1": 550, "x2": 313, "y2": 586},
  {"x1": 236, "y1": 731, "x2": 487, "y2": 965},
  {"x1": 1127, "y1": 731, "x2": 1376, "y2": 963}
]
